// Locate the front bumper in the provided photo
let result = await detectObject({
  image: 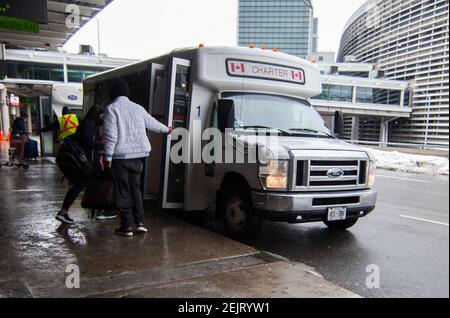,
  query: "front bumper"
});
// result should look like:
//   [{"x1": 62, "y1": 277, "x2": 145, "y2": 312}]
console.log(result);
[{"x1": 251, "y1": 189, "x2": 377, "y2": 223}]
